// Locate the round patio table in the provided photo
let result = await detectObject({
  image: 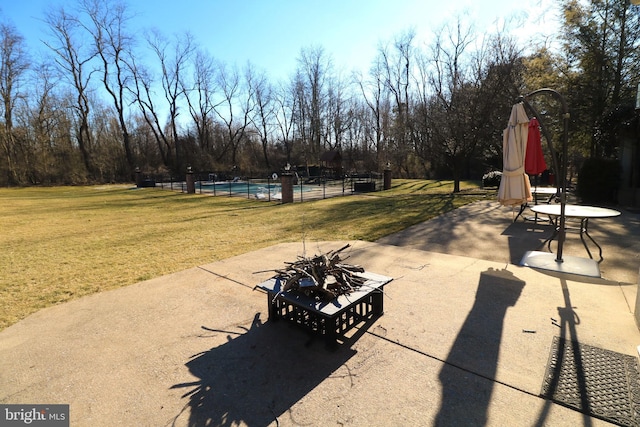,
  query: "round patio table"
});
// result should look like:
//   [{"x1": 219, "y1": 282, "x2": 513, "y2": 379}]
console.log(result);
[
  {"x1": 515, "y1": 187, "x2": 560, "y2": 222},
  {"x1": 530, "y1": 204, "x2": 621, "y2": 262}
]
